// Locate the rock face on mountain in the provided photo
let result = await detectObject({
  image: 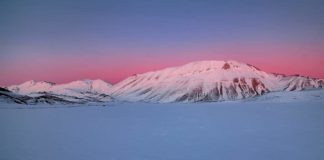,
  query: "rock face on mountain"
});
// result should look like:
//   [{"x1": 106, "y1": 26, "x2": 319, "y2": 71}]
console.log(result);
[
  {"x1": 0, "y1": 87, "x2": 30, "y2": 104},
  {"x1": 108, "y1": 60, "x2": 323, "y2": 102}
]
